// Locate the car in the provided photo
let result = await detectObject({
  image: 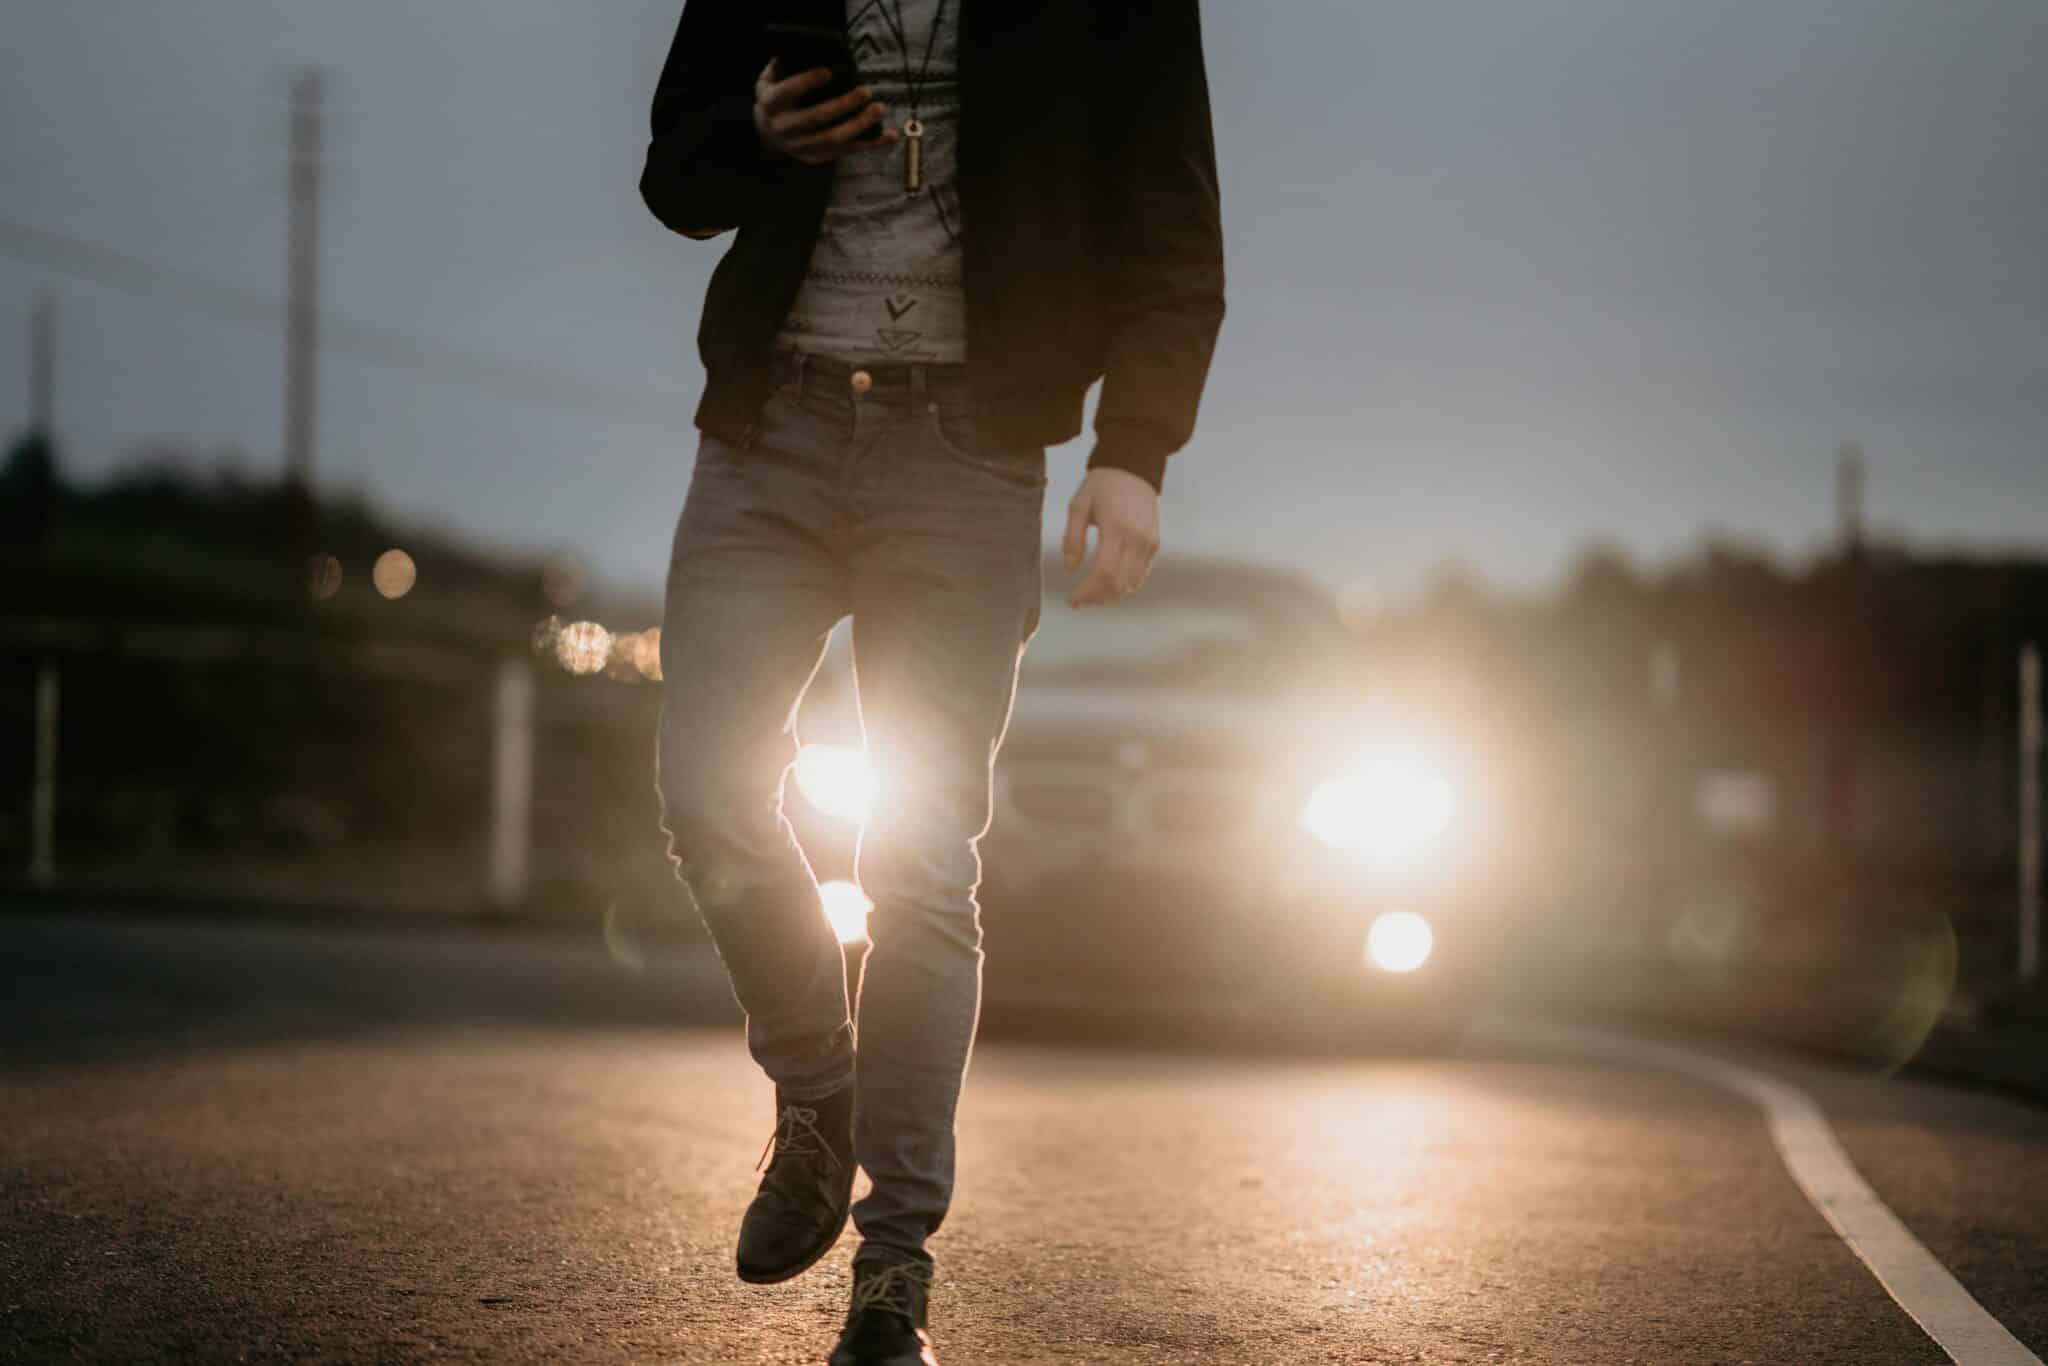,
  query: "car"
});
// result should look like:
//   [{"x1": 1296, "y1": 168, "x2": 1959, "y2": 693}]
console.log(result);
[{"x1": 783, "y1": 554, "x2": 1508, "y2": 1050}]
